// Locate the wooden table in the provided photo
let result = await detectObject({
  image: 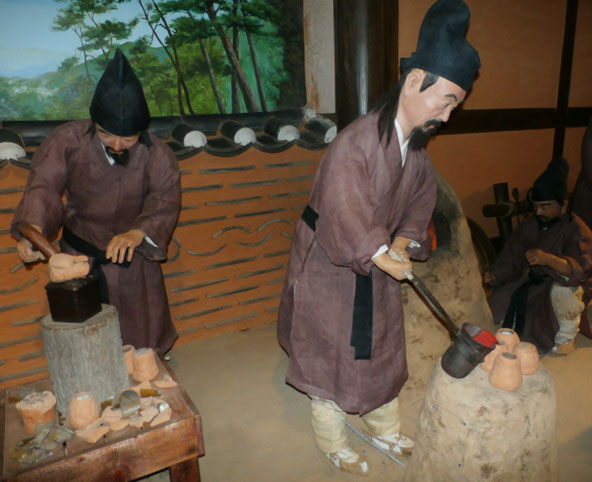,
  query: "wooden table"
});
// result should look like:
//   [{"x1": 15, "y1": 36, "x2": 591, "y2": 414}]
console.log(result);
[{"x1": 1, "y1": 358, "x2": 205, "y2": 481}]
